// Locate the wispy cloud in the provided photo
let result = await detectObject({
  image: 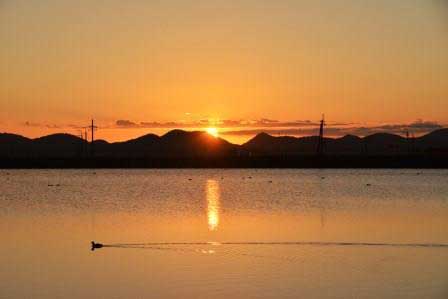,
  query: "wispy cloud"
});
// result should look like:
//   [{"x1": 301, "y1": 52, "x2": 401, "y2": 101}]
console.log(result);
[
  {"x1": 221, "y1": 120, "x2": 444, "y2": 137},
  {"x1": 20, "y1": 118, "x2": 445, "y2": 139},
  {"x1": 115, "y1": 120, "x2": 139, "y2": 128},
  {"x1": 23, "y1": 121, "x2": 86, "y2": 130},
  {"x1": 24, "y1": 121, "x2": 63, "y2": 129},
  {"x1": 113, "y1": 118, "x2": 345, "y2": 129}
]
